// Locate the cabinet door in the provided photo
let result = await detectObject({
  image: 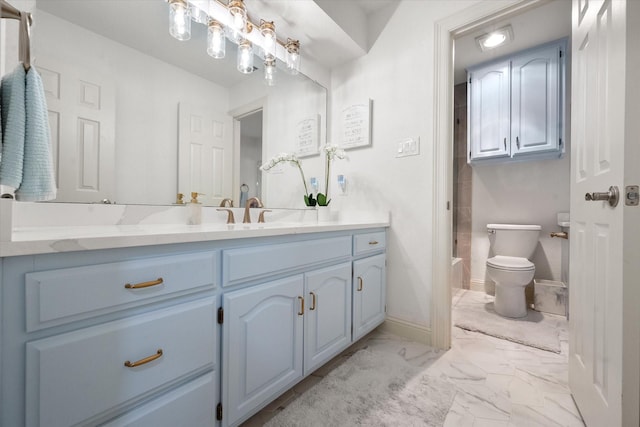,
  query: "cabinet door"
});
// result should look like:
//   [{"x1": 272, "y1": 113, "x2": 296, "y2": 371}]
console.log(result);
[
  {"x1": 304, "y1": 263, "x2": 352, "y2": 376},
  {"x1": 353, "y1": 254, "x2": 386, "y2": 341},
  {"x1": 468, "y1": 60, "x2": 511, "y2": 161},
  {"x1": 222, "y1": 276, "x2": 304, "y2": 427},
  {"x1": 511, "y1": 42, "x2": 563, "y2": 156}
]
